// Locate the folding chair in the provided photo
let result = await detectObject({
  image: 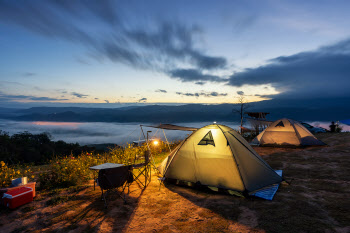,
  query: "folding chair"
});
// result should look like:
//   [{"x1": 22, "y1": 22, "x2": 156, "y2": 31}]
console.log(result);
[
  {"x1": 97, "y1": 165, "x2": 133, "y2": 208},
  {"x1": 132, "y1": 150, "x2": 151, "y2": 189}
]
